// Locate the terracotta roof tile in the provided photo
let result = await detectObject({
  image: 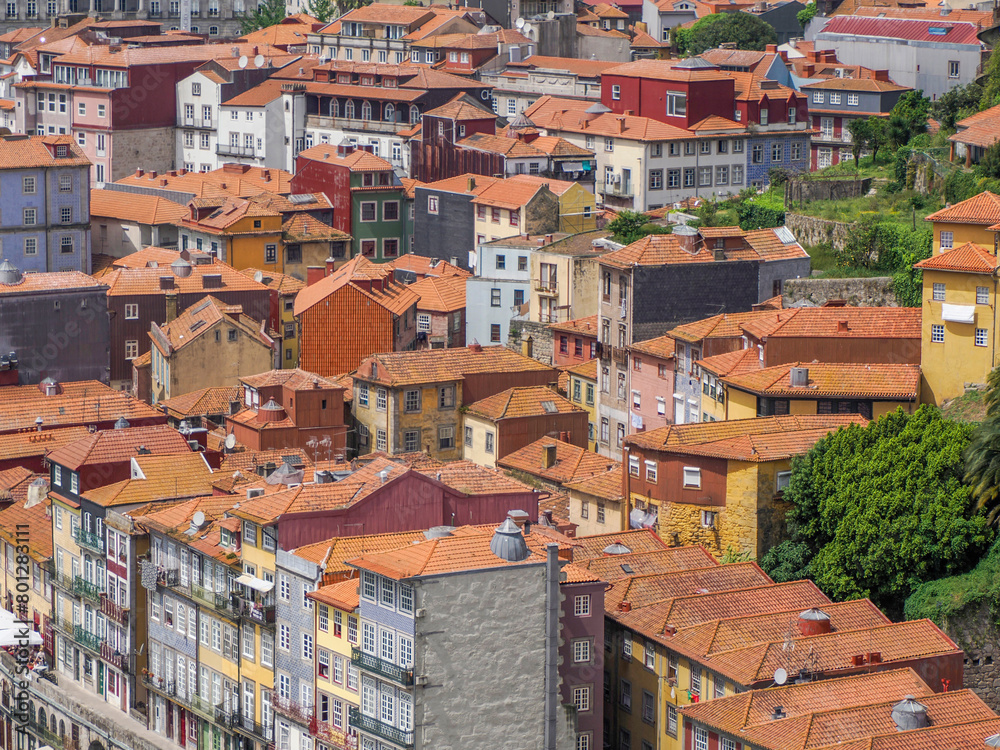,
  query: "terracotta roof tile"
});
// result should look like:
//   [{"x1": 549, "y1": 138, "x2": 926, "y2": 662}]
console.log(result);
[
  {"x1": 104, "y1": 262, "x2": 270, "y2": 298},
  {"x1": 913, "y1": 241, "x2": 1000, "y2": 274},
  {"x1": 425, "y1": 93, "x2": 495, "y2": 120},
  {"x1": 355, "y1": 344, "x2": 553, "y2": 388},
  {"x1": 818, "y1": 15, "x2": 983, "y2": 45},
  {"x1": 925, "y1": 191, "x2": 1000, "y2": 225},
  {"x1": 0, "y1": 381, "x2": 164, "y2": 434},
  {"x1": 82, "y1": 452, "x2": 215, "y2": 507},
  {"x1": 46, "y1": 425, "x2": 192, "y2": 471},
  {"x1": 0, "y1": 134, "x2": 89, "y2": 169},
  {"x1": 626, "y1": 414, "x2": 865, "y2": 460},
  {"x1": 723, "y1": 362, "x2": 920, "y2": 400},
  {"x1": 0, "y1": 489, "x2": 52, "y2": 560},
  {"x1": 523, "y1": 135, "x2": 594, "y2": 157},
  {"x1": 240, "y1": 368, "x2": 340, "y2": 391},
  {"x1": 580, "y1": 545, "x2": 717, "y2": 579},
  {"x1": 0, "y1": 426, "x2": 91, "y2": 463},
  {"x1": 630, "y1": 334, "x2": 676, "y2": 360},
  {"x1": 802, "y1": 76, "x2": 907, "y2": 92},
  {"x1": 812, "y1": 718, "x2": 1000, "y2": 750},
  {"x1": 413, "y1": 459, "x2": 536, "y2": 495},
  {"x1": 90, "y1": 189, "x2": 188, "y2": 225},
  {"x1": 570, "y1": 528, "x2": 669, "y2": 561},
  {"x1": 605, "y1": 561, "x2": 773, "y2": 609},
  {"x1": 498, "y1": 436, "x2": 618, "y2": 485},
  {"x1": 384, "y1": 254, "x2": 470, "y2": 279},
  {"x1": 0, "y1": 269, "x2": 106, "y2": 295},
  {"x1": 159, "y1": 386, "x2": 242, "y2": 421},
  {"x1": 115, "y1": 164, "x2": 293, "y2": 198},
  {"x1": 294, "y1": 255, "x2": 419, "y2": 317},
  {"x1": 738, "y1": 306, "x2": 921, "y2": 340},
  {"x1": 466, "y1": 386, "x2": 583, "y2": 421},
  {"x1": 506, "y1": 56, "x2": 621, "y2": 78},
  {"x1": 409, "y1": 274, "x2": 466, "y2": 313},
  {"x1": 151, "y1": 296, "x2": 268, "y2": 354},
  {"x1": 563, "y1": 358, "x2": 597, "y2": 381},
  {"x1": 604, "y1": 58, "x2": 731, "y2": 82},
  {"x1": 294, "y1": 529, "x2": 428, "y2": 575},
  {"x1": 526, "y1": 95, "x2": 695, "y2": 143},
  {"x1": 238, "y1": 268, "x2": 305, "y2": 295},
  {"x1": 563, "y1": 464, "x2": 622, "y2": 501},
  {"x1": 296, "y1": 145, "x2": 394, "y2": 172},
  {"x1": 310, "y1": 578, "x2": 360, "y2": 610},
  {"x1": 697, "y1": 347, "x2": 761, "y2": 378},
  {"x1": 550, "y1": 315, "x2": 599, "y2": 336},
  {"x1": 950, "y1": 104, "x2": 1000, "y2": 150}
]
